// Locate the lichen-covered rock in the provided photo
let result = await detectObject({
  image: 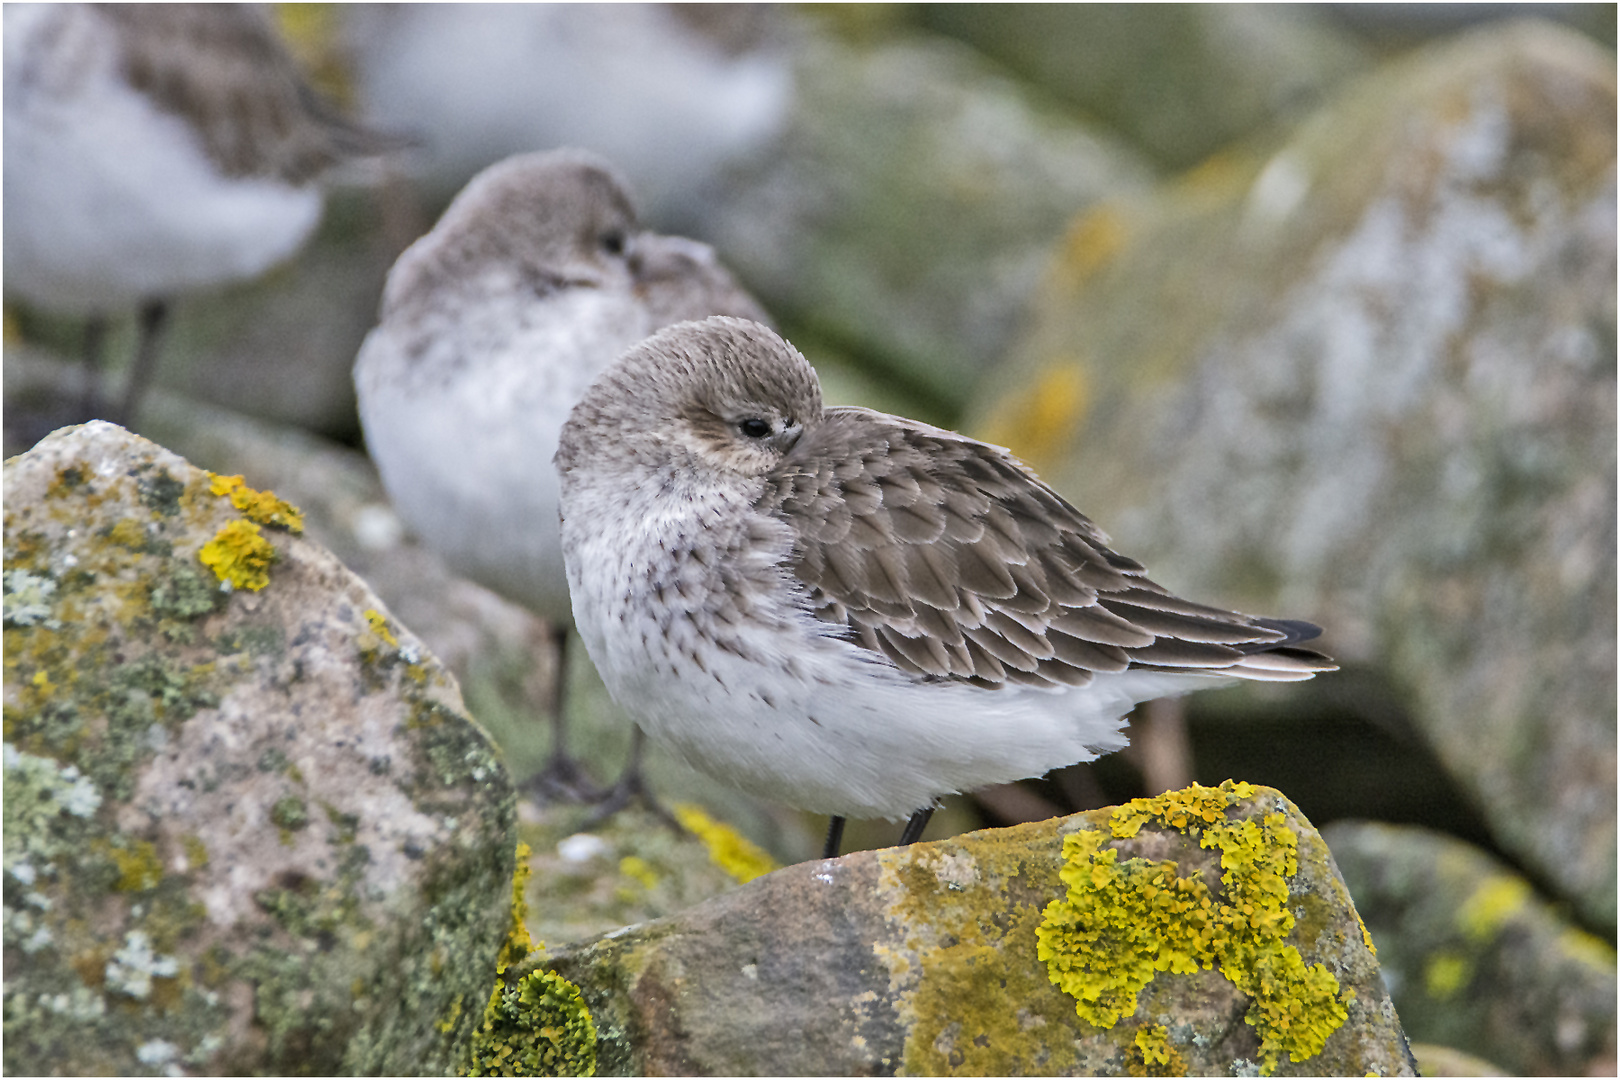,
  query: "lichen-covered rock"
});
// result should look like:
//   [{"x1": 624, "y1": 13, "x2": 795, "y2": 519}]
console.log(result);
[
  {"x1": 1325, "y1": 822, "x2": 1617, "y2": 1076},
  {"x1": 975, "y1": 20, "x2": 1617, "y2": 928},
  {"x1": 538, "y1": 782, "x2": 1413, "y2": 1076},
  {"x1": 707, "y1": 30, "x2": 1153, "y2": 411},
  {"x1": 921, "y1": 4, "x2": 1370, "y2": 169},
  {"x1": 2, "y1": 422, "x2": 516, "y2": 1075}
]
